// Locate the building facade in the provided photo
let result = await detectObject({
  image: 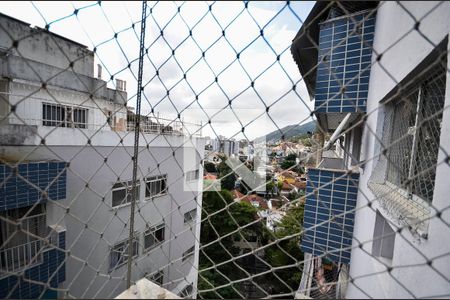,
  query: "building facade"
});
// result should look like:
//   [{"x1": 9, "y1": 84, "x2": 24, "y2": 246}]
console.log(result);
[
  {"x1": 292, "y1": 1, "x2": 450, "y2": 298},
  {"x1": 0, "y1": 13, "x2": 204, "y2": 299}
]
